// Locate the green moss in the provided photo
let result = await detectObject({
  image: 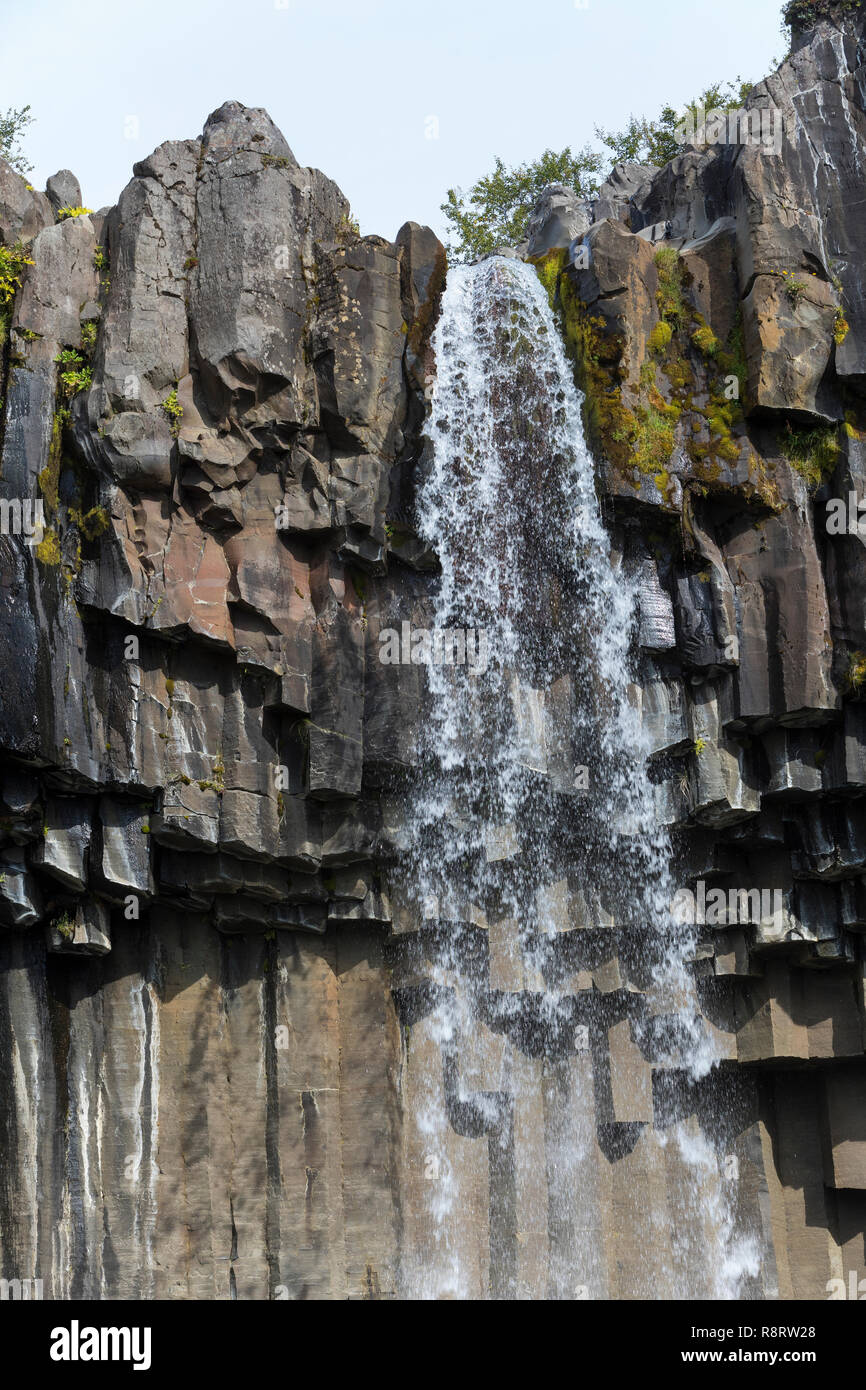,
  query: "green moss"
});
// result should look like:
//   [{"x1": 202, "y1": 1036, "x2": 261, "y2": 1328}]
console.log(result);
[
  {"x1": 533, "y1": 247, "x2": 569, "y2": 309},
  {"x1": 834, "y1": 307, "x2": 850, "y2": 345},
  {"x1": 556, "y1": 277, "x2": 635, "y2": 471},
  {"x1": 654, "y1": 469, "x2": 671, "y2": 494},
  {"x1": 261, "y1": 153, "x2": 291, "y2": 170},
  {"x1": 533, "y1": 250, "x2": 740, "y2": 496},
  {"x1": 654, "y1": 247, "x2": 686, "y2": 326},
  {"x1": 648, "y1": 321, "x2": 673, "y2": 354},
  {"x1": 37, "y1": 413, "x2": 65, "y2": 513},
  {"x1": 691, "y1": 319, "x2": 721, "y2": 357},
  {"x1": 629, "y1": 404, "x2": 676, "y2": 475}
]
